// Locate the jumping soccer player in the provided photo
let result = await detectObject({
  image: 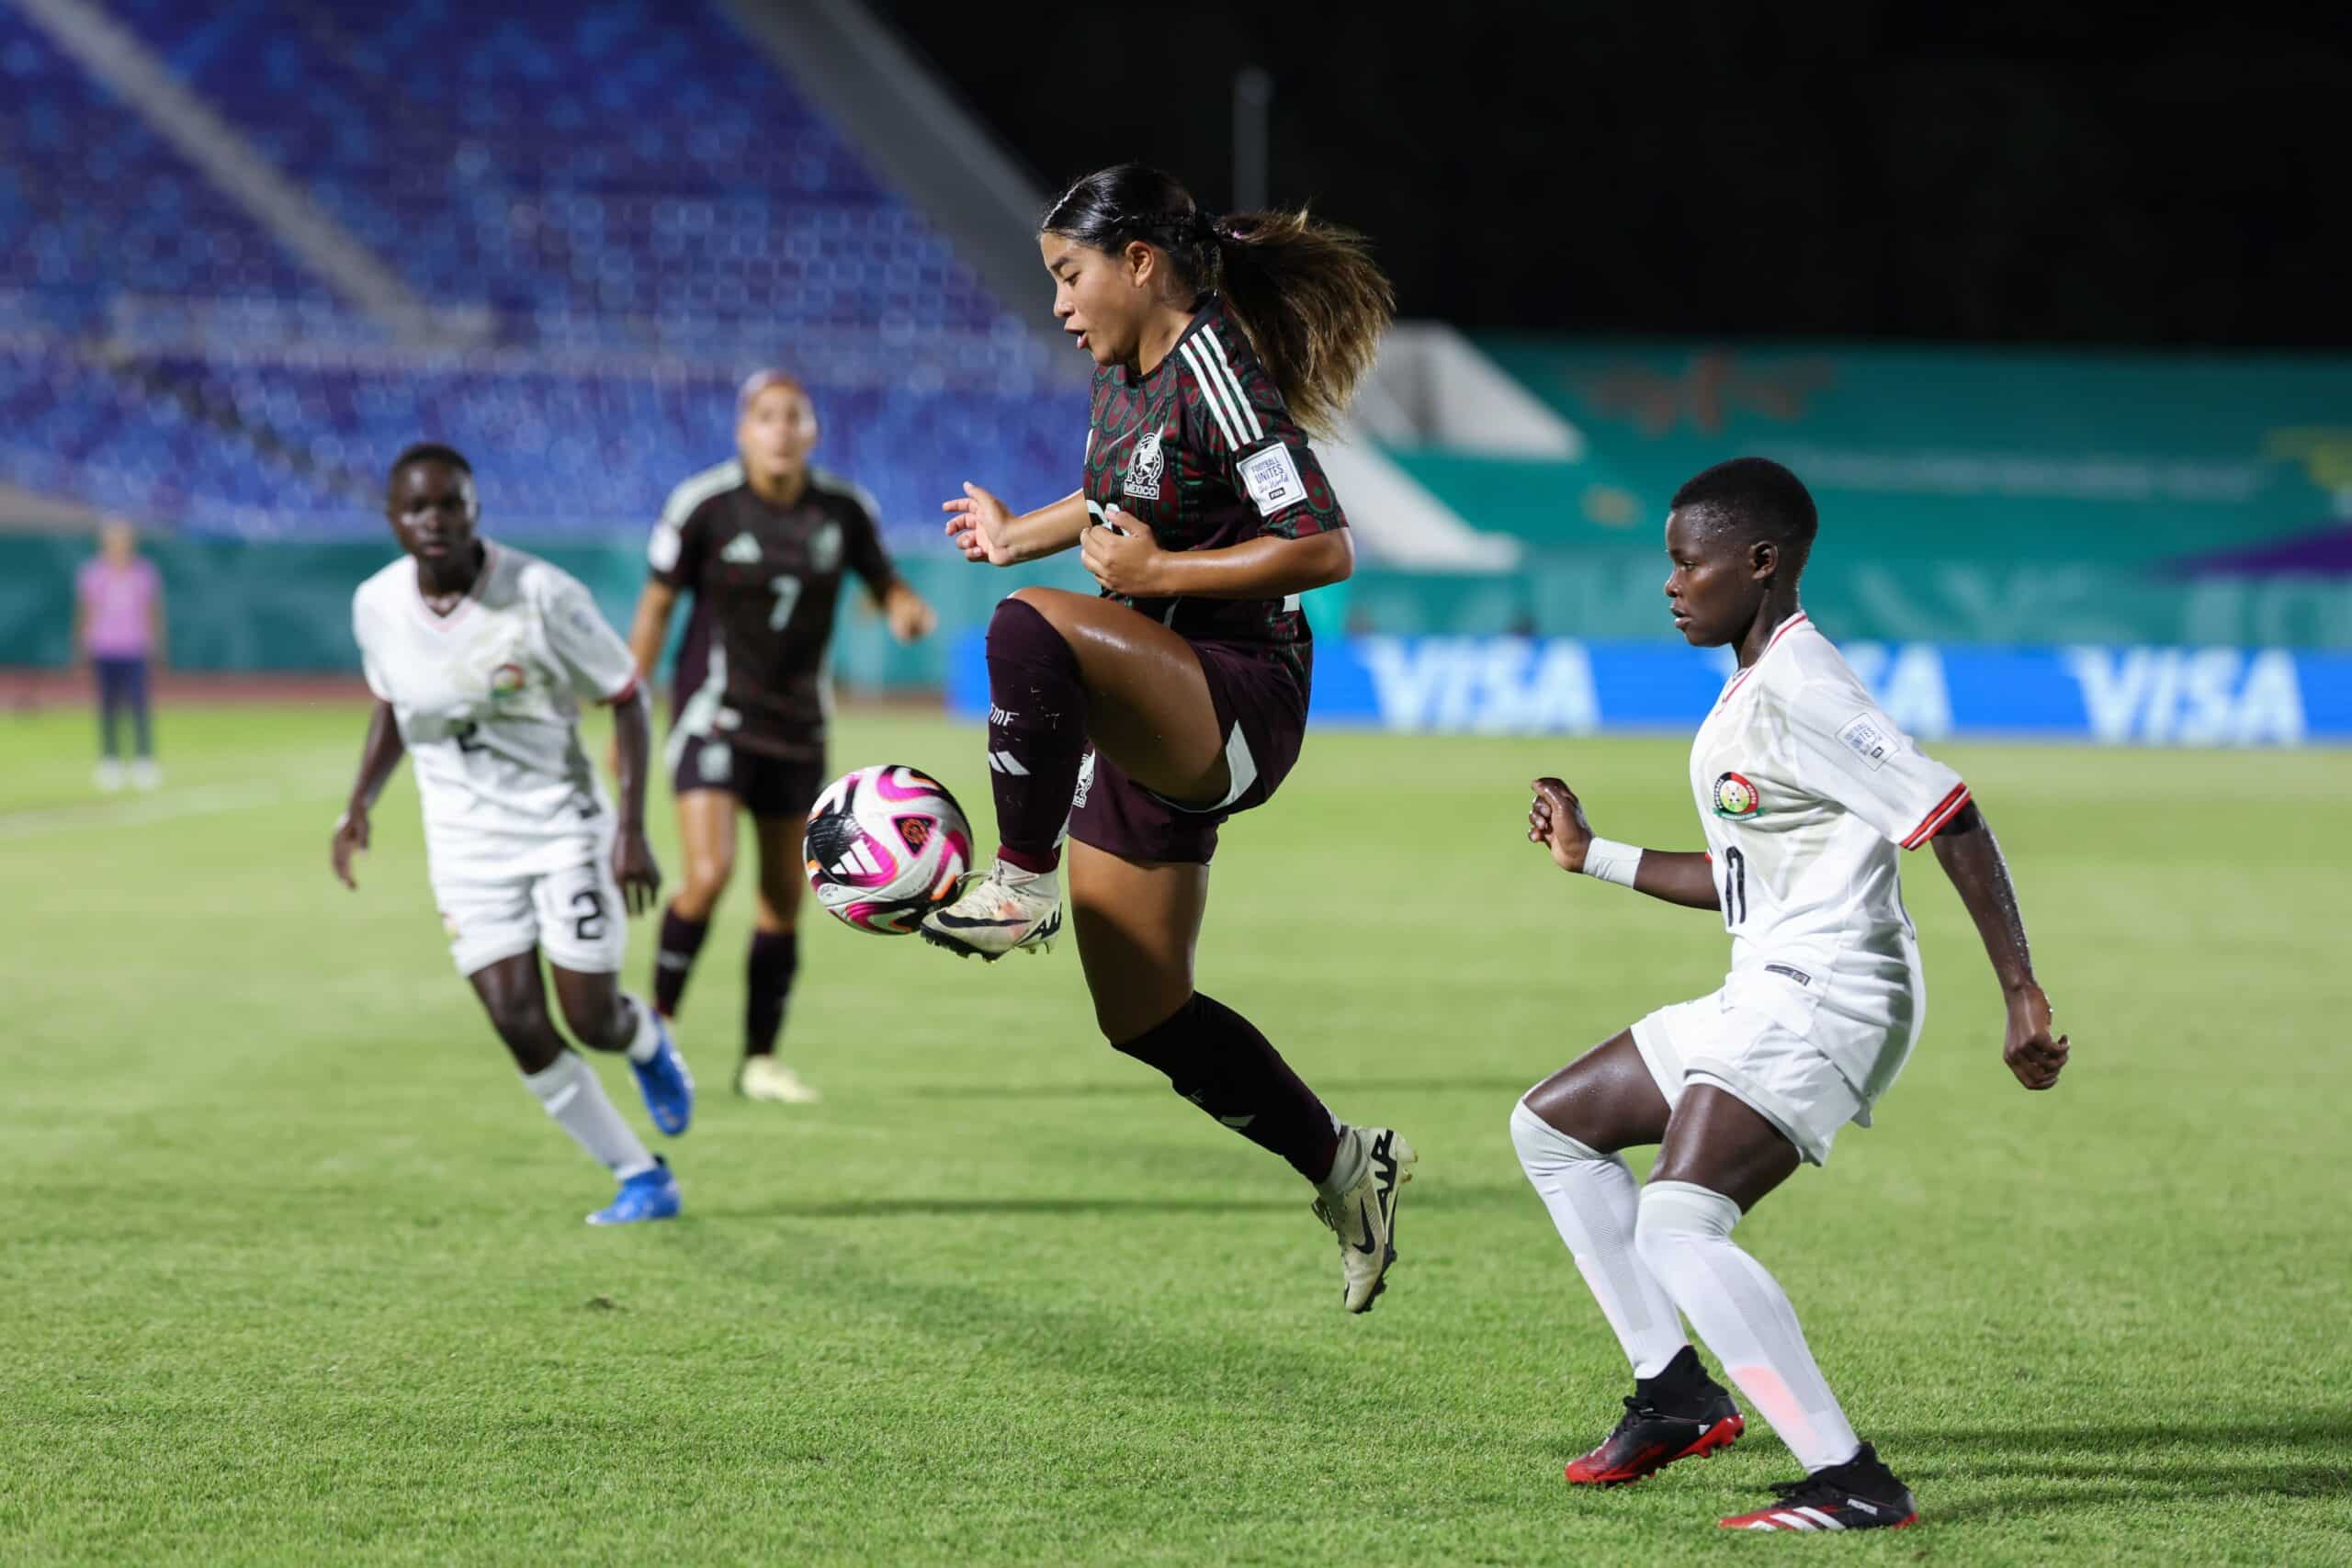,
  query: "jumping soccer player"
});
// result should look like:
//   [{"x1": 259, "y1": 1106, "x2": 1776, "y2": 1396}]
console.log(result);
[
  {"x1": 922, "y1": 164, "x2": 1416, "y2": 1313},
  {"x1": 621, "y1": 372, "x2": 936, "y2": 1104},
  {"x1": 334, "y1": 444, "x2": 695, "y2": 1225},
  {"x1": 1512, "y1": 457, "x2": 2070, "y2": 1529}
]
